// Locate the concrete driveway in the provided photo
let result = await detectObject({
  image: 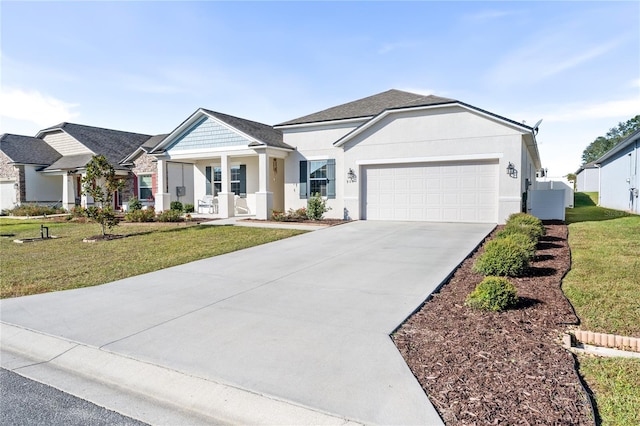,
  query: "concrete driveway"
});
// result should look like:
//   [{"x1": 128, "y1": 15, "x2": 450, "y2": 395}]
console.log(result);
[{"x1": 1, "y1": 221, "x2": 494, "y2": 425}]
